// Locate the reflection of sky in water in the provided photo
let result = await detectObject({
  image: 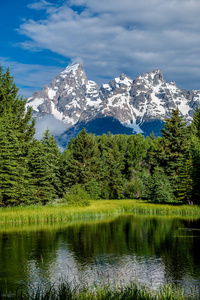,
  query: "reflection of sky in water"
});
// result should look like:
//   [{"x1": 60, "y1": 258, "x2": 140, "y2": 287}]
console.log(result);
[
  {"x1": 25, "y1": 240, "x2": 199, "y2": 293},
  {"x1": 1, "y1": 216, "x2": 200, "y2": 296}
]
